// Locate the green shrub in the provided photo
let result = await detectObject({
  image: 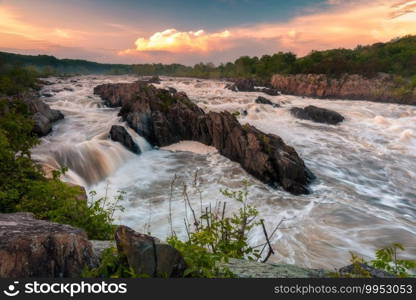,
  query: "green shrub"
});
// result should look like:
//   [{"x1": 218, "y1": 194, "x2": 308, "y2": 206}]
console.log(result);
[
  {"x1": 371, "y1": 243, "x2": 416, "y2": 277},
  {"x1": 332, "y1": 243, "x2": 416, "y2": 278}
]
